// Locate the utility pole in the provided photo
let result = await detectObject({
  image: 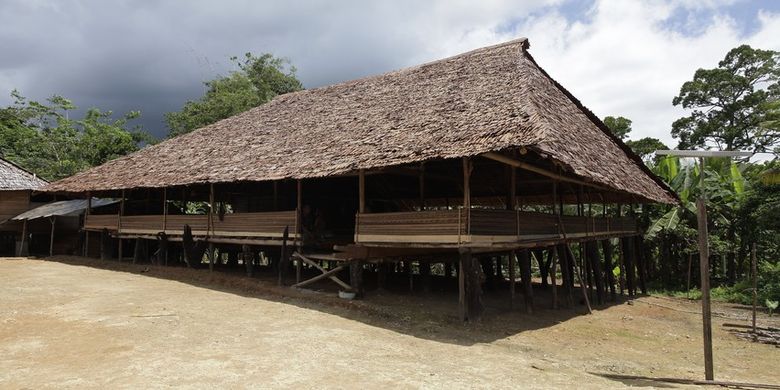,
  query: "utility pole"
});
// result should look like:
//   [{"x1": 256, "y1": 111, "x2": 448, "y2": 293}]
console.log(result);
[{"x1": 656, "y1": 149, "x2": 751, "y2": 381}]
